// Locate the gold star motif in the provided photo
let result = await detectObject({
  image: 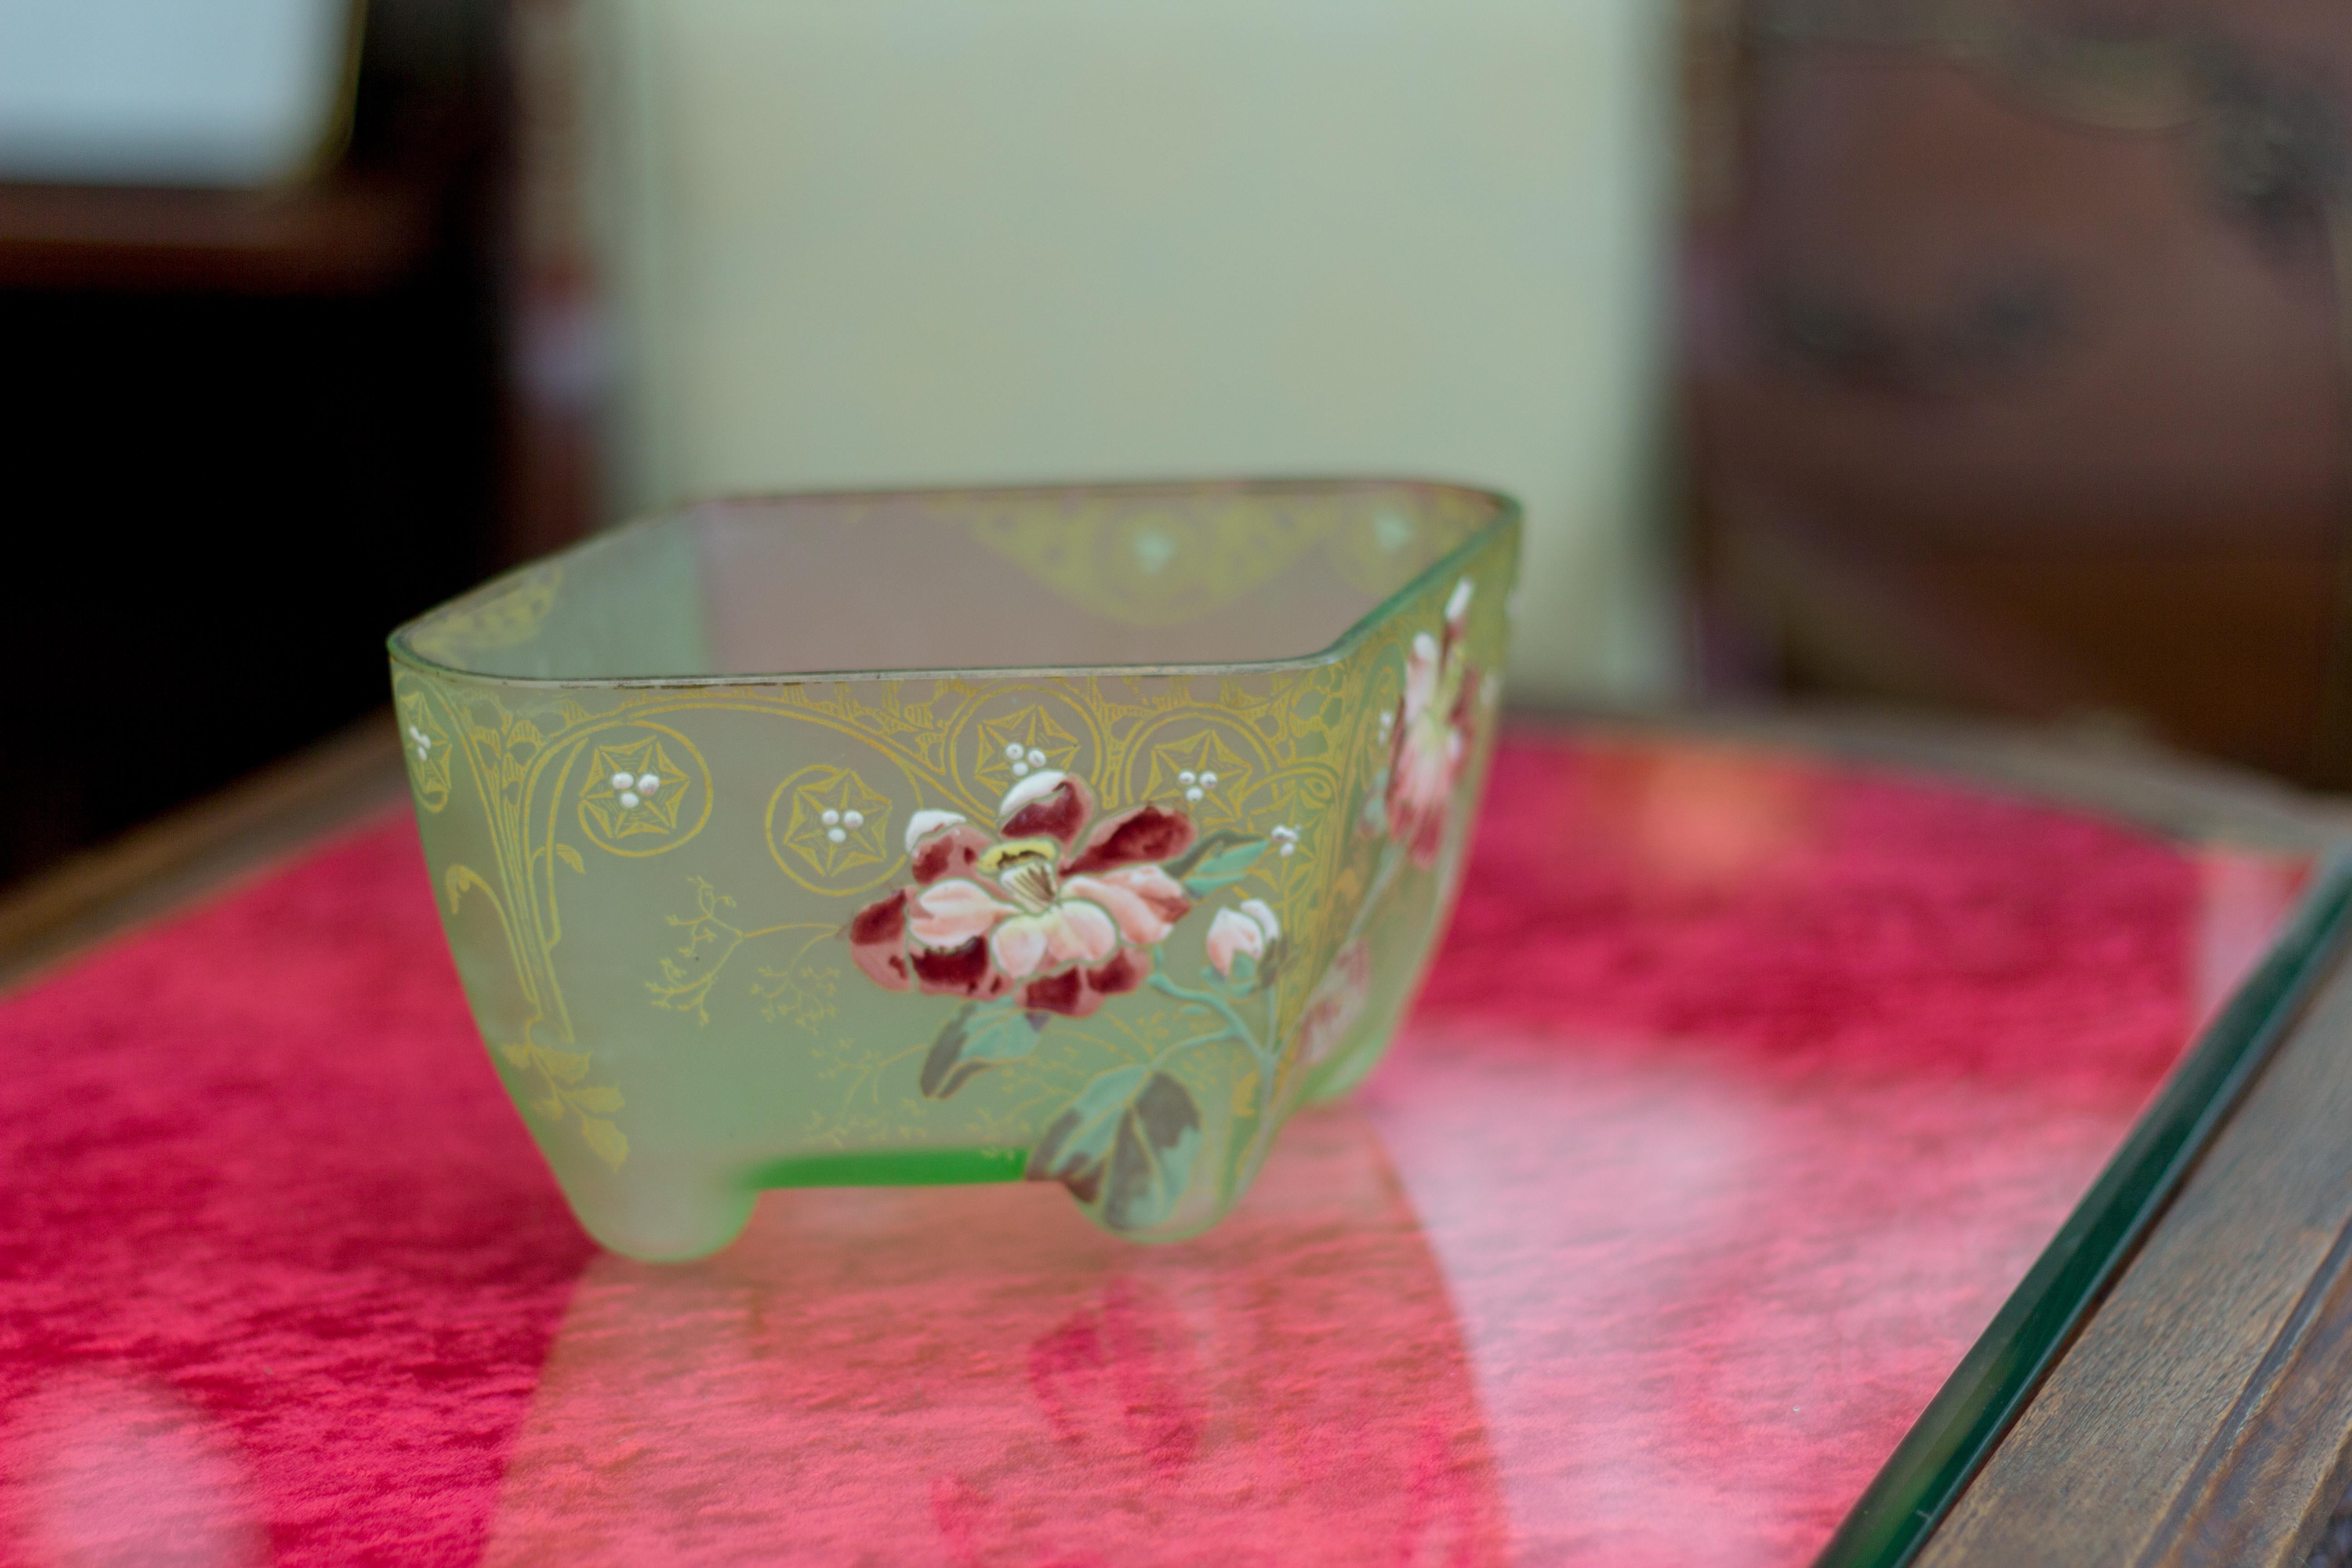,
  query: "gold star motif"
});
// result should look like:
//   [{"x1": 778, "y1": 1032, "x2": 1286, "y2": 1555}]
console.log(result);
[
  {"x1": 973, "y1": 708, "x2": 1082, "y2": 801},
  {"x1": 1144, "y1": 732, "x2": 1253, "y2": 829},
  {"x1": 581, "y1": 739, "x2": 690, "y2": 841},
  {"x1": 778, "y1": 767, "x2": 894, "y2": 881}
]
